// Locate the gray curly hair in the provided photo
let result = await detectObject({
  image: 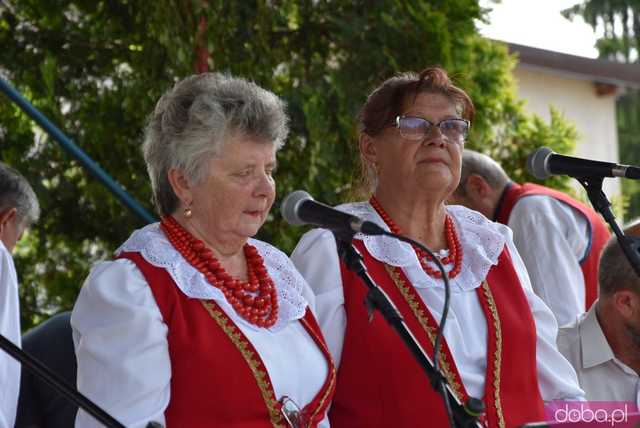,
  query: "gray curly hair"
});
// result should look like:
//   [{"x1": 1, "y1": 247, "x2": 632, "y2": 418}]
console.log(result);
[
  {"x1": 0, "y1": 162, "x2": 40, "y2": 227},
  {"x1": 143, "y1": 72, "x2": 289, "y2": 217}
]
